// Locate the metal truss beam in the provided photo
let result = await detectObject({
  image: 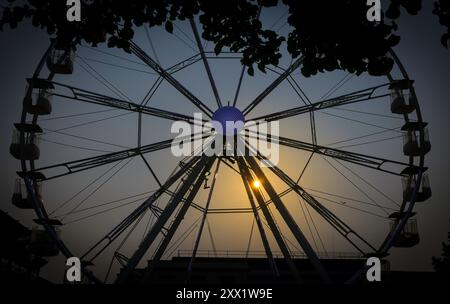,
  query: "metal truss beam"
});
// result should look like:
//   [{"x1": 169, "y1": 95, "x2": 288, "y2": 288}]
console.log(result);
[
  {"x1": 143, "y1": 157, "x2": 215, "y2": 283},
  {"x1": 265, "y1": 66, "x2": 318, "y2": 146},
  {"x1": 249, "y1": 83, "x2": 391, "y2": 122},
  {"x1": 190, "y1": 19, "x2": 222, "y2": 109},
  {"x1": 20, "y1": 132, "x2": 210, "y2": 181},
  {"x1": 116, "y1": 156, "x2": 213, "y2": 284},
  {"x1": 237, "y1": 158, "x2": 280, "y2": 279},
  {"x1": 41, "y1": 80, "x2": 206, "y2": 124},
  {"x1": 81, "y1": 156, "x2": 201, "y2": 262},
  {"x1": 186, "y1": 159, "x2": 221, "y2": 281},
  {"x1": 256, "y1": 154, "x2": 377, "y2": 254},
  {"x1": 242, "y1": 56, "x2": 304, "y2": 116},
  {"x1": 245, "y1": 156, "x2": 331, "y2": 283},
  {"x1": 245, "y1": 132, "x2": 420, "y2": 176},
  {"x1": 166, "y1": 53, "x2": 203, "y2": 74},
  {"x1": 129, "y1": 41, "x2": 213, "y2": 117},
  {"x1": 238, "y1": 157, "x2": 302, "y2": 283}
]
